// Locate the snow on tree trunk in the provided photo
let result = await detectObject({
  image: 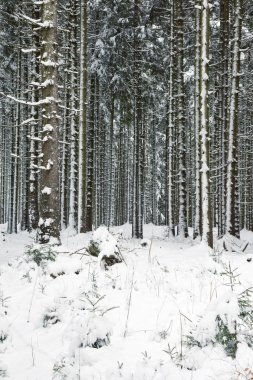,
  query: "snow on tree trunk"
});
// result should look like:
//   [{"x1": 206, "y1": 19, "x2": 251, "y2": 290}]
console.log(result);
[
  {"x1": 68, "y1": 0, "x2": 78, "y2": 231},
  {"x1": 38, "y1": 0, "x2": 60, "y2": 244},
  {"x1": 226, "y1": 0, "x2": 242, "y2": 239},
  {"x1": 167, "y1": 1, "x2": 175, "y2": 237},
  {"x1": 218, "y1": 0, "x2": 229, "y2": 237},
  {"x1": 200, "y1": 0, "x2": 213, "y2": 248},
  {"x1": 175, "y1": 0, "x2": 188, "y2": 239},
  {"x1": 29, "y1": 2, "x2": 40, "y2": 231},
  {"x1": 193, "y1": 0, "x2": 202, "y2": 239},
  {"x1": 132, "y1": 0, "x2": 144, "y2": 239},
  {"x1": 86, "y1": 73, "x2": 95, "y2": 232},
  {"x1": 78, "y1": 0, "x2": 88, "y2": 233}
]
